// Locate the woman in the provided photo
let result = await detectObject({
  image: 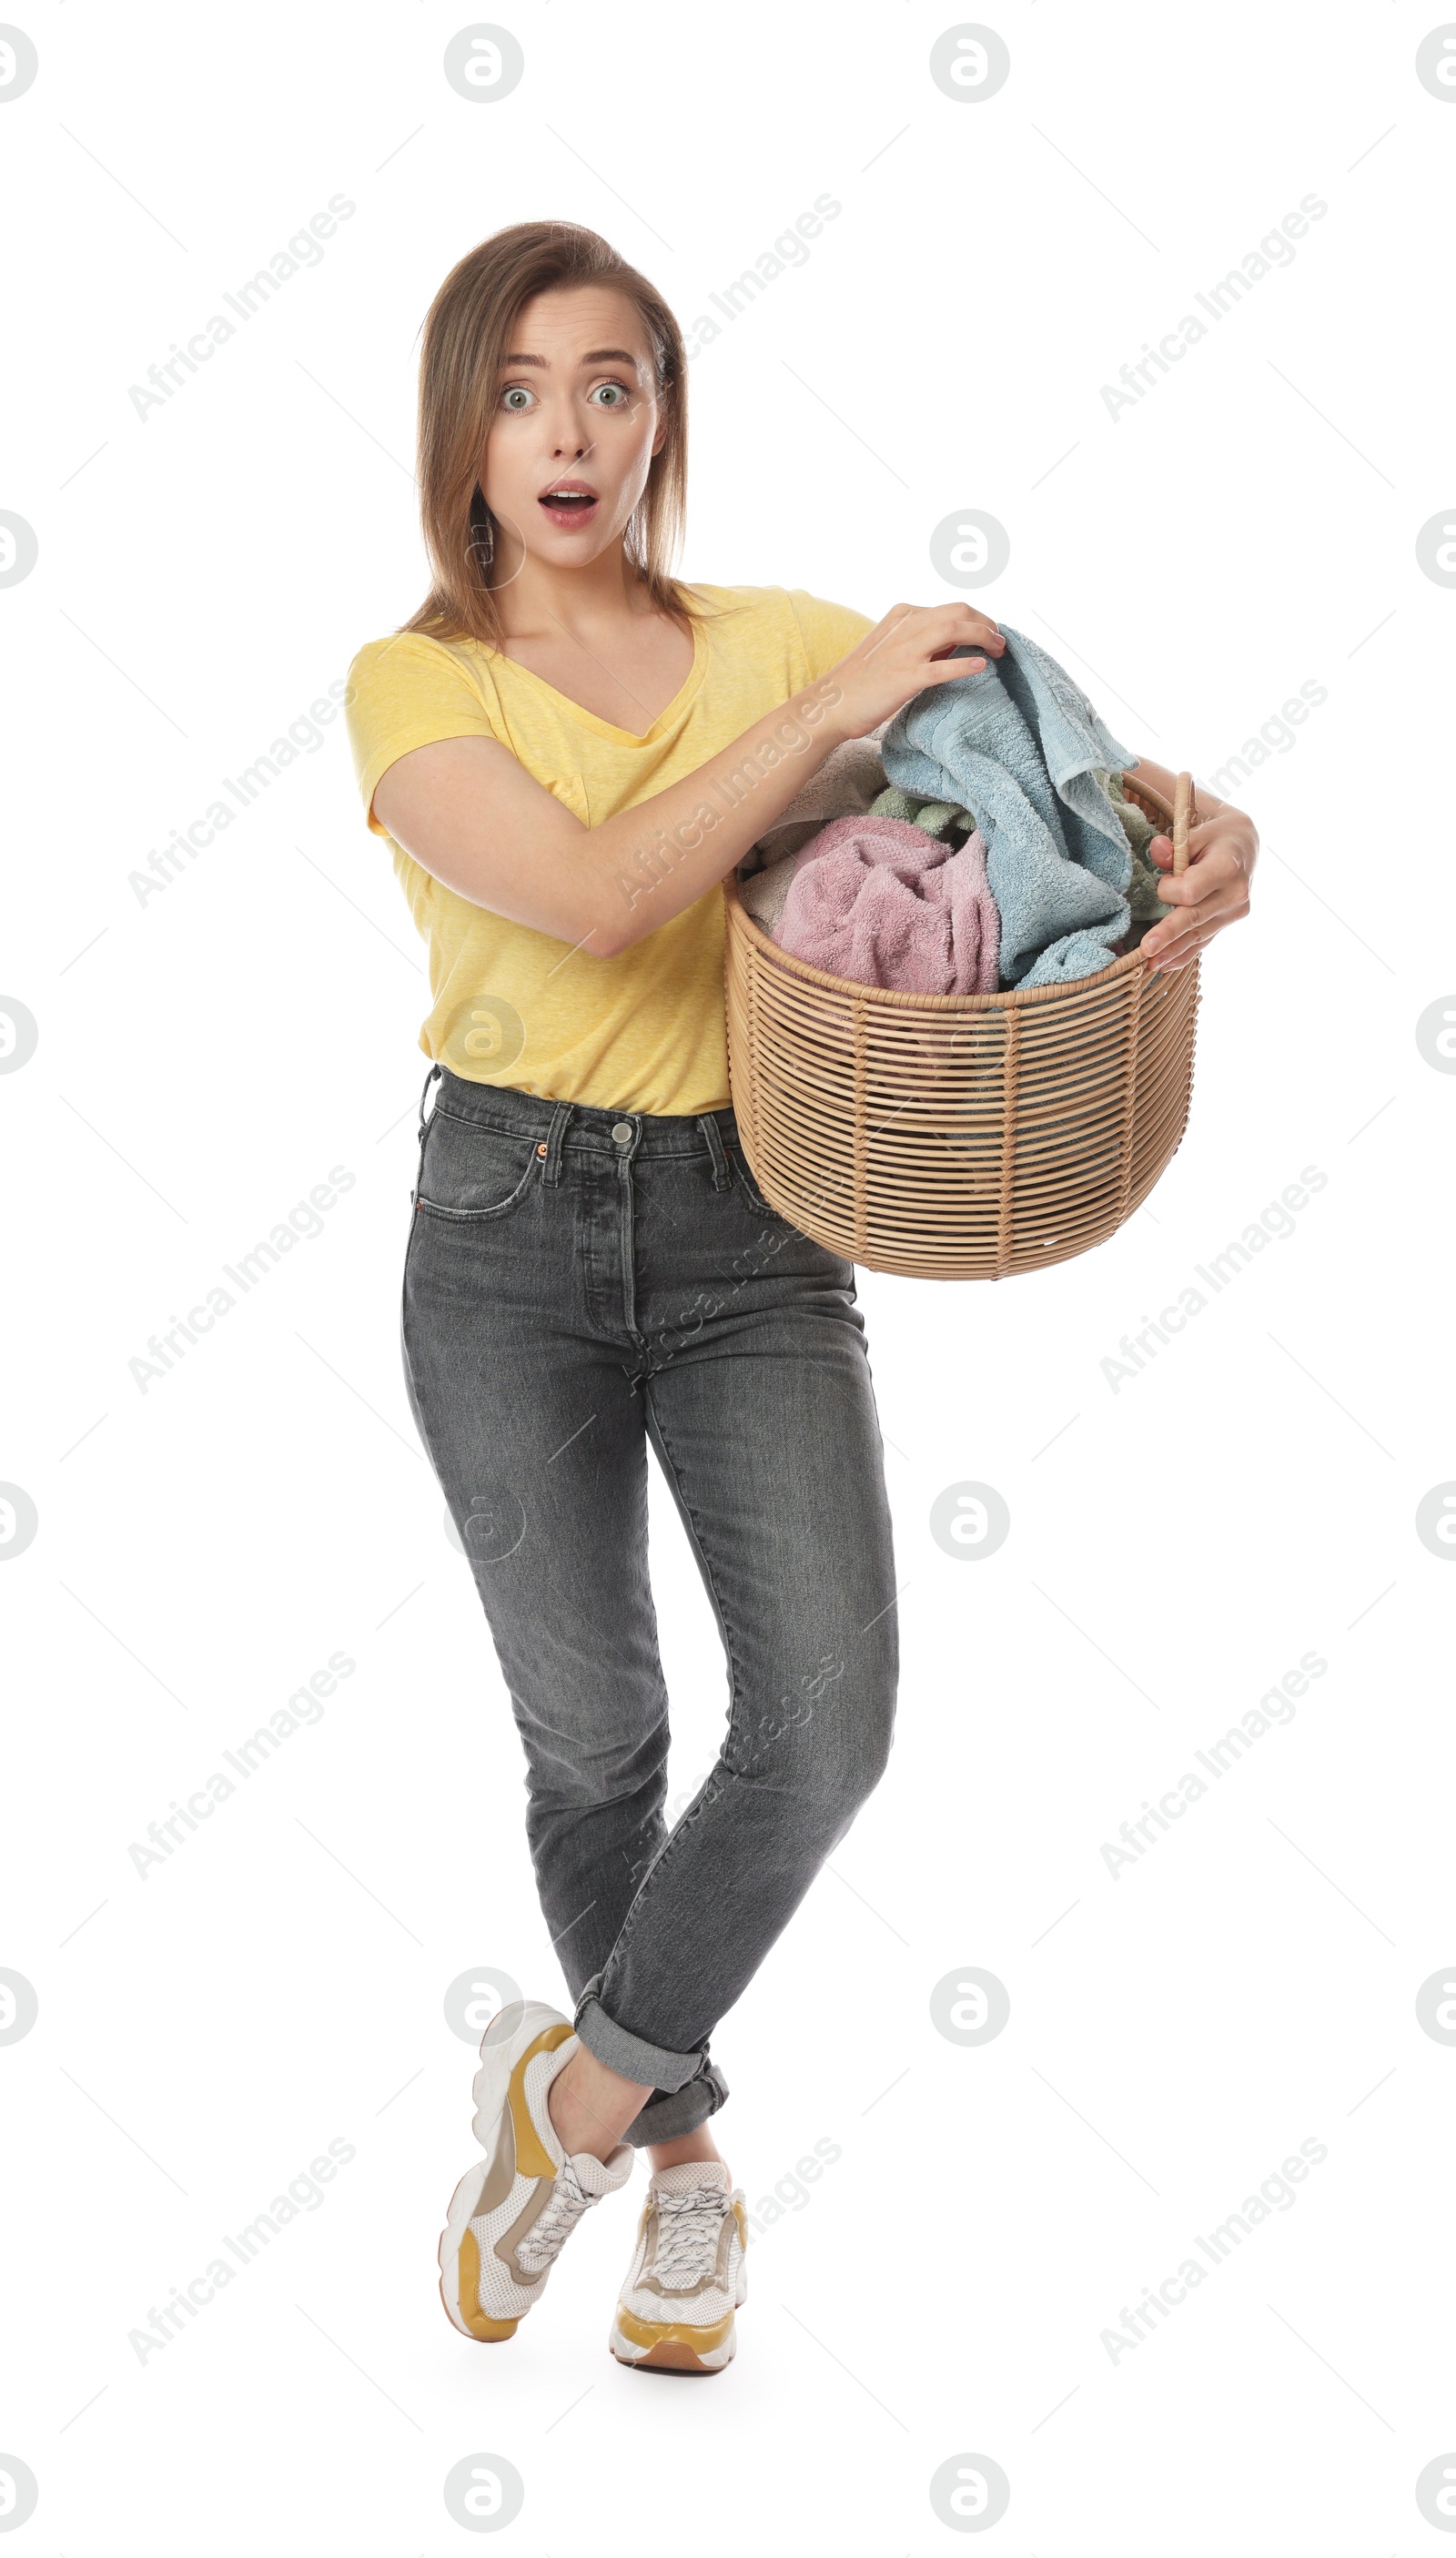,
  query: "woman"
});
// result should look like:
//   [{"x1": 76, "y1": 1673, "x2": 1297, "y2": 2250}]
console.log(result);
[{"x1": 344, "y1": 221, "x2": 1256, "y2": 2377}]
